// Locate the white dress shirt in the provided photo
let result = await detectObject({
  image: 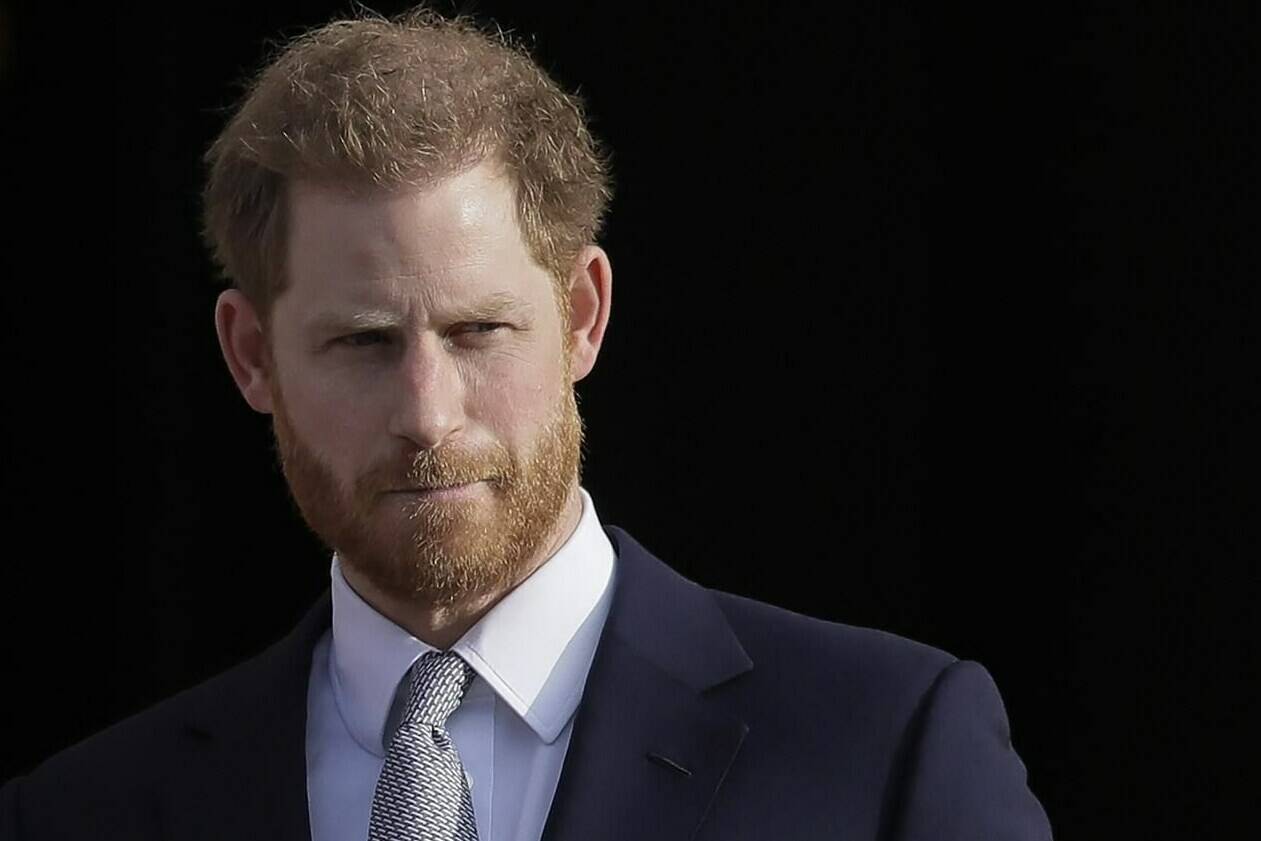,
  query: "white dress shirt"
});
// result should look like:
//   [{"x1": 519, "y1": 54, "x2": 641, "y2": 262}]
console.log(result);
[{"x1": 305, "y1": 487, "x2": 616, "y2": 841}]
